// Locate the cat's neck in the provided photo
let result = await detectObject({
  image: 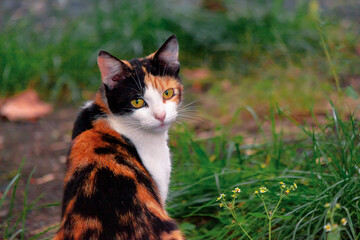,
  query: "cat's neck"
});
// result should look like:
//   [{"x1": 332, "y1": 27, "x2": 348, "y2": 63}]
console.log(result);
[{"x1": 107, "y1": 114, "x2": 172, "y2": 205}]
